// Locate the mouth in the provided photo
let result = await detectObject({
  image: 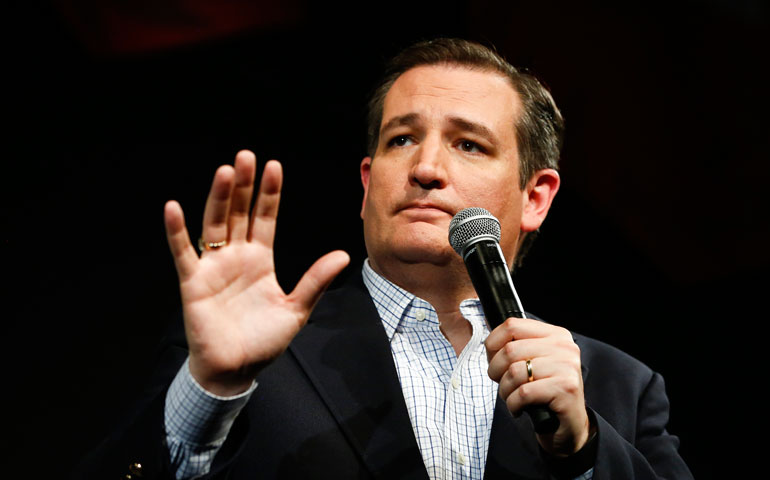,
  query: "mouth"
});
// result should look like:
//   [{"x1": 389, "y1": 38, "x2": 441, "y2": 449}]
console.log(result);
[{"x1": 397, "y1": 201, "x2": 455, "y2": 217}]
